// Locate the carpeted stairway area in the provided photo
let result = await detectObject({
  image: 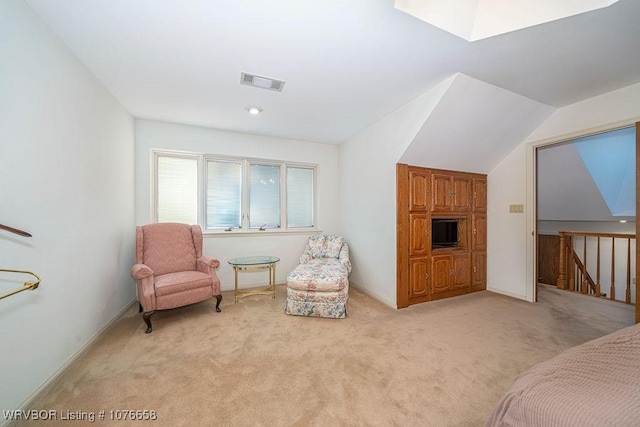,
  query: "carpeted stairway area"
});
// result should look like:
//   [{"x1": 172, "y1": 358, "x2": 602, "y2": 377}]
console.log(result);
[{"x1": 17, "y1": 284, "x2": 634, "y2": 426}]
